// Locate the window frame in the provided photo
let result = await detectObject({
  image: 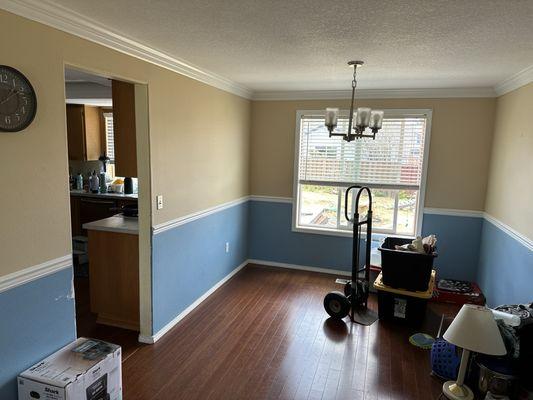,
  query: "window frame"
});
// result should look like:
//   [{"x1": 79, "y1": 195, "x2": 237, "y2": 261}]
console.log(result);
[
  {"x1": 102, "y1": 112, "x2": 115, "y2": 162},
  {"x1": 291, "y1": 109, "x2": 433, "y2": 239}
]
